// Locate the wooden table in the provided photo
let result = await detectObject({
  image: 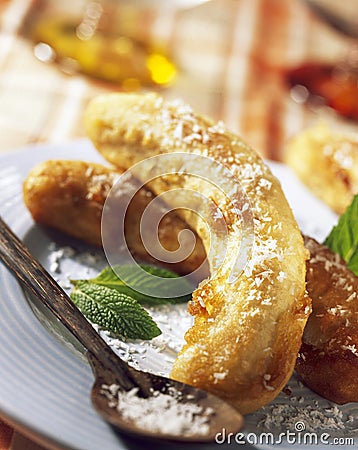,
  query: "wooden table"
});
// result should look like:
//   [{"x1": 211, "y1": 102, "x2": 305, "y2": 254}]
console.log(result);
[{"x1": 0, "y1": 0, "x2": 353, "y2": 448}]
